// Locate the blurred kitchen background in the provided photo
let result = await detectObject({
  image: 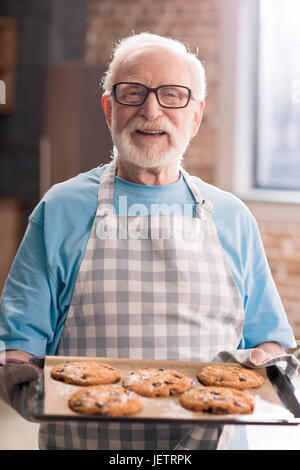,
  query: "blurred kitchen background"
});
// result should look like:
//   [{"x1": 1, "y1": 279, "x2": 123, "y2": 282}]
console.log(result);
[{"x1": 0, "y1": 0, "x2": 299, "y2": 450}]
